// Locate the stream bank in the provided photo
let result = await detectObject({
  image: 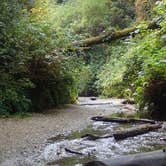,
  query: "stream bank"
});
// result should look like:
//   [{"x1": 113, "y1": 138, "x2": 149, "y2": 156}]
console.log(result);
[
  {"x1": 0, "y1": 97, "x2": 130, "y2": 166},
  {"x1": 0, "y1": 97, "x2": 165, "y2": 166}
]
